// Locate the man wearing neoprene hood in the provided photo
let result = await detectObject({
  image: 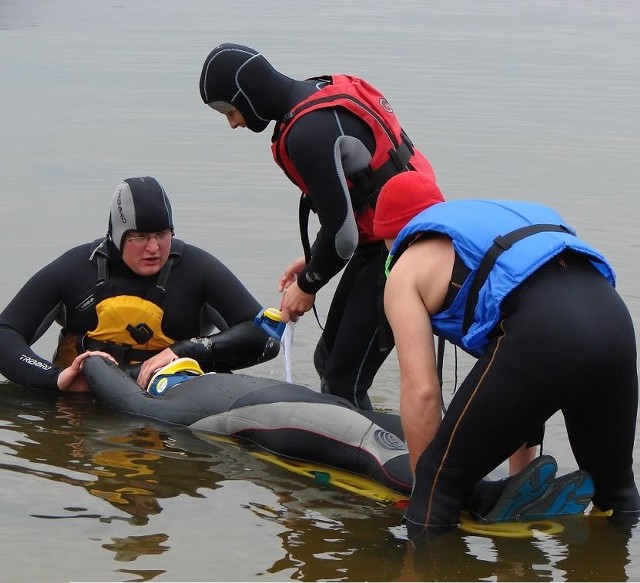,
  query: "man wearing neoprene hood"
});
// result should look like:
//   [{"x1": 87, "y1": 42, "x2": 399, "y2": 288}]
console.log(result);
[
  {"x1": 0, "y1": 176, "x2": 279, "y2": 392},
  {"x1": 199, "y1": 42, "x2": 439, "y2": 409}
]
